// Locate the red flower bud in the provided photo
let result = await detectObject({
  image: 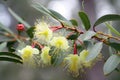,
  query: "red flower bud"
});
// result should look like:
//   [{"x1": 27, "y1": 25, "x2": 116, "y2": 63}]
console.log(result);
[{"x1": 16, "y1": 23, "x2": 25, "y2": 31}]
